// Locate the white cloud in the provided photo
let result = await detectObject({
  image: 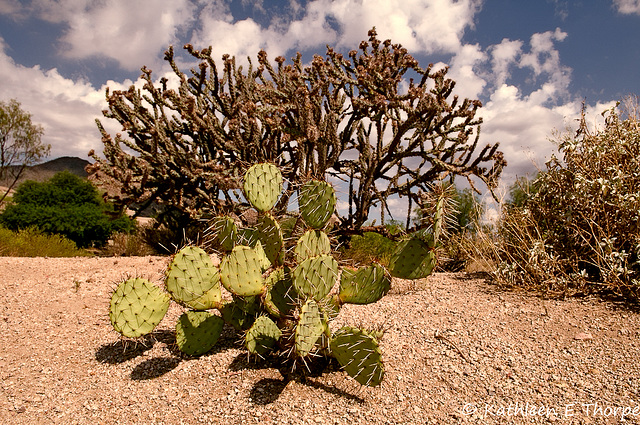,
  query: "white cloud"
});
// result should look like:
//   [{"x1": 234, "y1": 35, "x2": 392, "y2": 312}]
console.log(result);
[
  {"x1": 62, "y1": 0, "x2": 196, "y2": 71},
  {"x1": 518, "y1": 28, "x2": 571, "y2": 96},
  {"x1": 447, "y1": 43, "x2": 487, "y2": 99},
  {"x1": 613, "y1": 0, "x2": 640, "y2": 15},
  {"x1": 0, "y1": 0, "x2": 22, "y2": 16},
  {"x1": 488, "y1": 39, "x2": 523, "y2": 87},
  {"x1": 0, "y1": 37, "x2": 134, "y2": 159},
  {"x1": 191, "y1": 0, "x2": 482, "y2": 61},
  {"x1": 7, "y1": 0, "x2": 196, "y2": 71}
]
